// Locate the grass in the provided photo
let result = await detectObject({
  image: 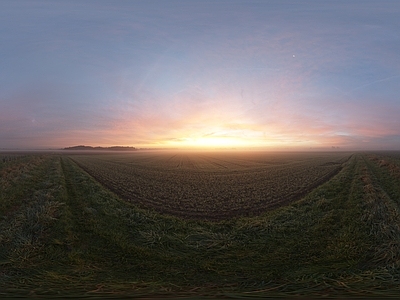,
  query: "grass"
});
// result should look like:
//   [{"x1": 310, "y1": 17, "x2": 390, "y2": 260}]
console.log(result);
[{"x1": 1, "y1": 152, "x2": 400, "y2": 297}]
